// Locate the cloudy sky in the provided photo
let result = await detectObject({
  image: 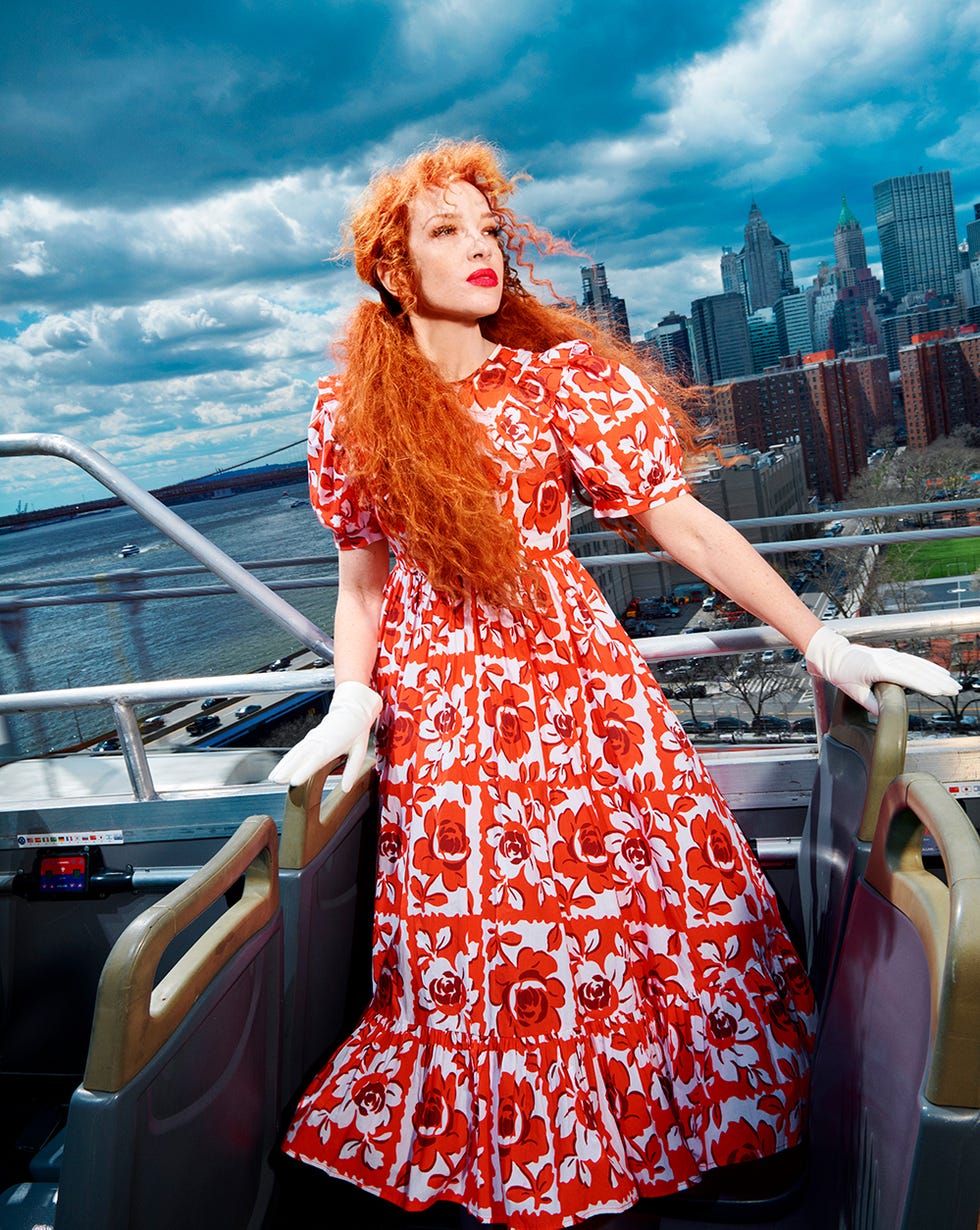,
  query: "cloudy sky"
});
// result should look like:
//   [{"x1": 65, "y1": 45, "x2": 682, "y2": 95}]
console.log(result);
[{"x1": 2, "y1": 0, "x2": 979, "y2": 517}]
